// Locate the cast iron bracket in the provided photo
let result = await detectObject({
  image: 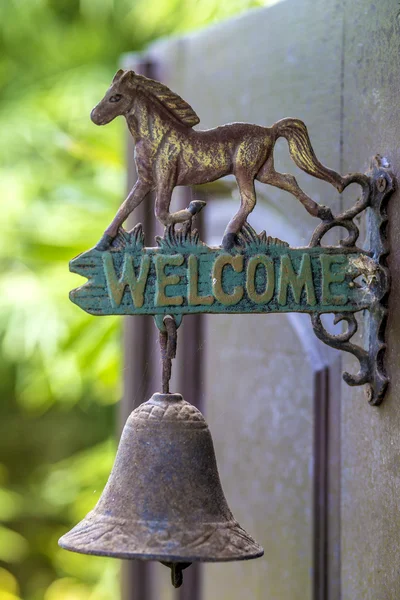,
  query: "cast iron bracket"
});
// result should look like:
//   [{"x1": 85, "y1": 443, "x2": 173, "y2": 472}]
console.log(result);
[{"x1": 309, "y1": 156, "x2": 394, "y2": 405}]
